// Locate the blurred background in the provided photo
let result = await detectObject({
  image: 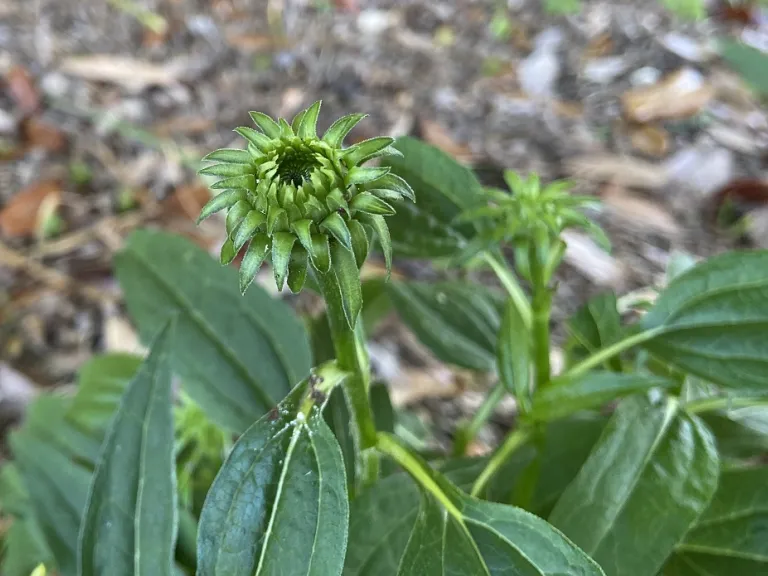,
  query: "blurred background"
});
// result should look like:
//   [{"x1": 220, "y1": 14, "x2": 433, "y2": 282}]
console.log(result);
[{"x1": 1, "y1": 0, "x2": 767, "y2": 455}]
